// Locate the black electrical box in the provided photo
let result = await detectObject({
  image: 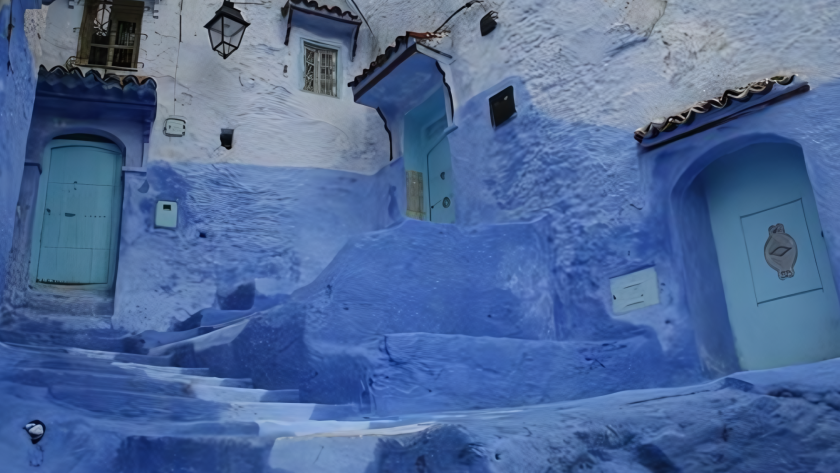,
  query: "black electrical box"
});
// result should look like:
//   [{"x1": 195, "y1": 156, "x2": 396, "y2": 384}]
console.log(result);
[
  {"x1": 489, "y1": 86, "x2": 516, "y2": 127},
  {"x1": 220, "y1": 129, "x2": 234, "y2": 149}
]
